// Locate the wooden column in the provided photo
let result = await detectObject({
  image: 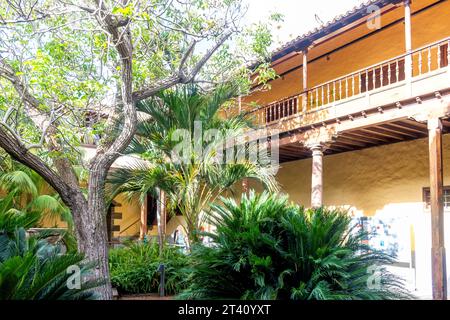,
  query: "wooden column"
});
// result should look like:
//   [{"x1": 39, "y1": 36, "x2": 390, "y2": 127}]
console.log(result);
[
  {"x1": 428, "y1": 118, "x2": 447, "y2": 300},
  {"x1": 302, "y1": 49, "x2": 308, "y2": 113},
  {"x1": 139, "y1": 195, "x2": 148, "y2": 240},
  {"x1": 311, "y1": 144, "x2": 324, "y2": 208},
  {"x1": 404, "y1": 0, "x2": 413, "y2": 83}
]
